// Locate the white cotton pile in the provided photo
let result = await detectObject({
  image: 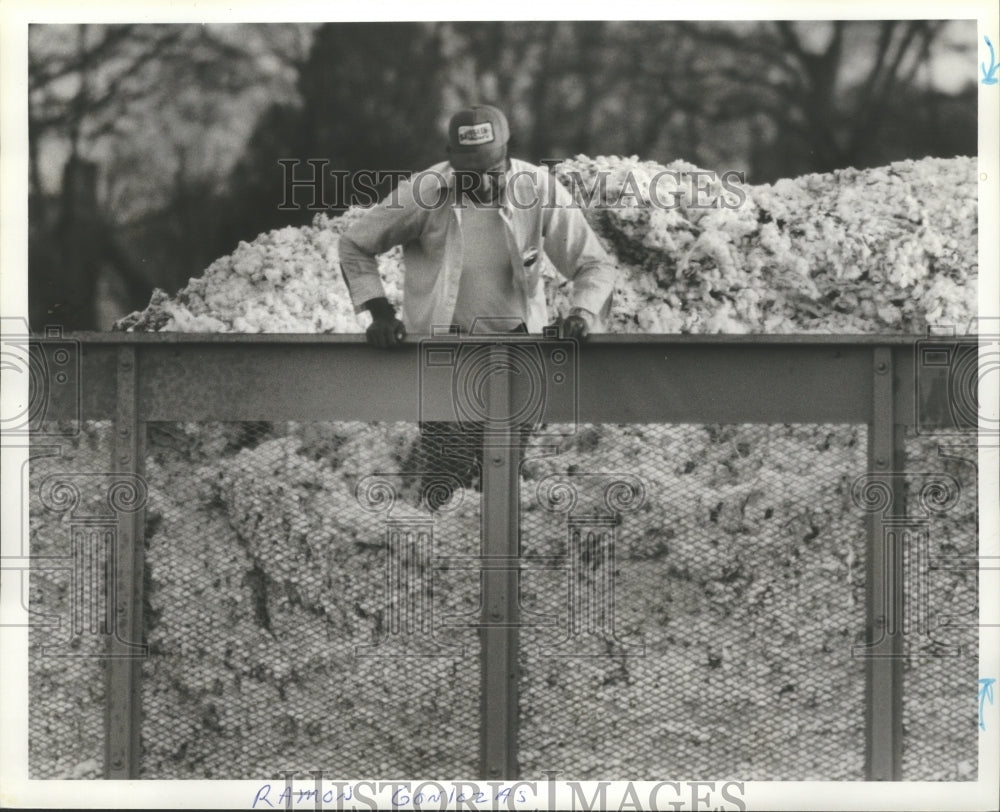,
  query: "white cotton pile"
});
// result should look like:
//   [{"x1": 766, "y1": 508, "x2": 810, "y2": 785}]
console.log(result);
[
  {"x1": 114, "y1": 208, "x2": 403, "y2": 333},
  {"x1": 114, "y1": 155, "x2": 977, "y2": 335},
  {"x1": 549, "y1": 155, "x2": 976, "y2": 334}
]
